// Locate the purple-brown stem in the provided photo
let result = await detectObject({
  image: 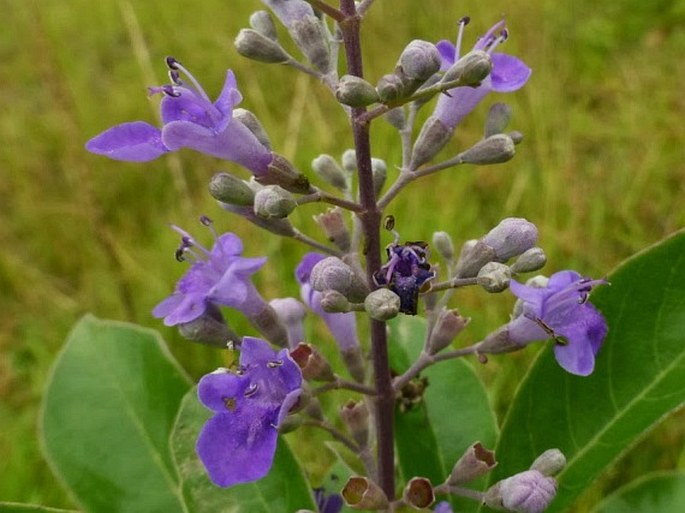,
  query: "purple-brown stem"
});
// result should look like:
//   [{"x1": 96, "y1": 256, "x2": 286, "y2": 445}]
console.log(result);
[{"x1": 339, "y1": 0, "x2": 395, "y2": 499}]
